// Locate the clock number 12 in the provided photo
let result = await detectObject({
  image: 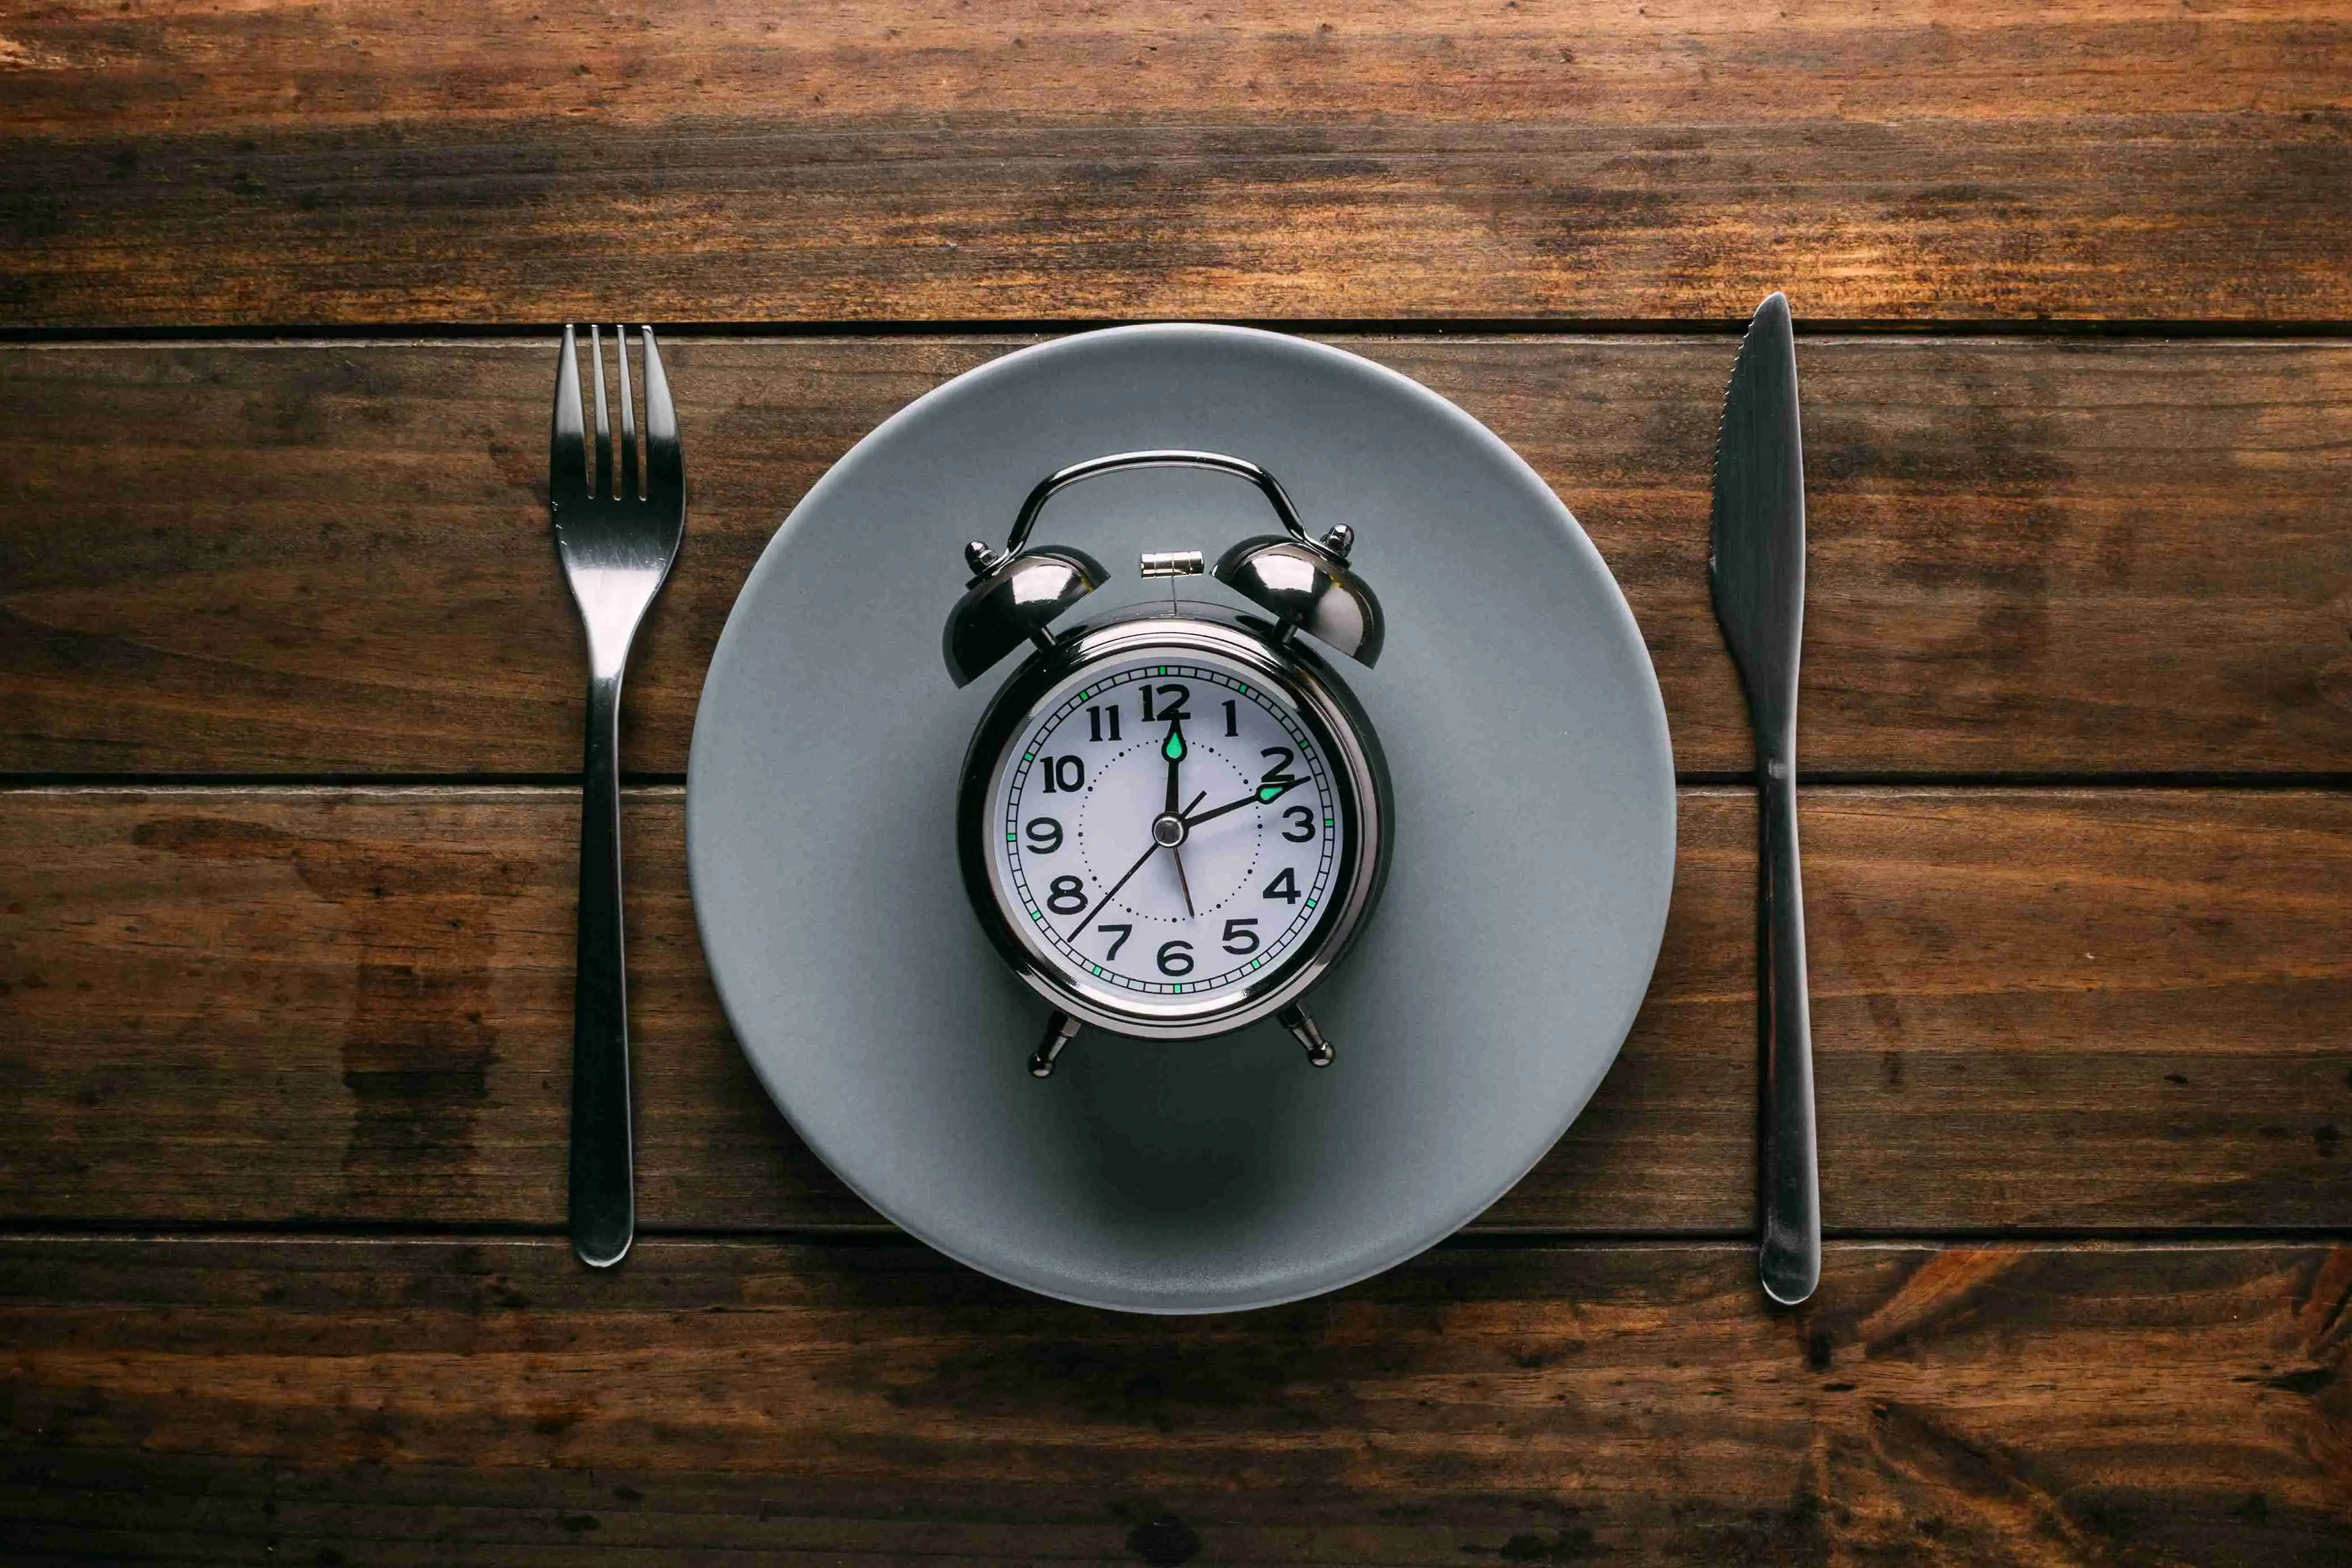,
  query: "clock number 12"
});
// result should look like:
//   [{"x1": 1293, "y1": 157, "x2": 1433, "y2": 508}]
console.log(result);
[{"x1": 1139, "y1": 684, "x2": 1190, "y2": 723}]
